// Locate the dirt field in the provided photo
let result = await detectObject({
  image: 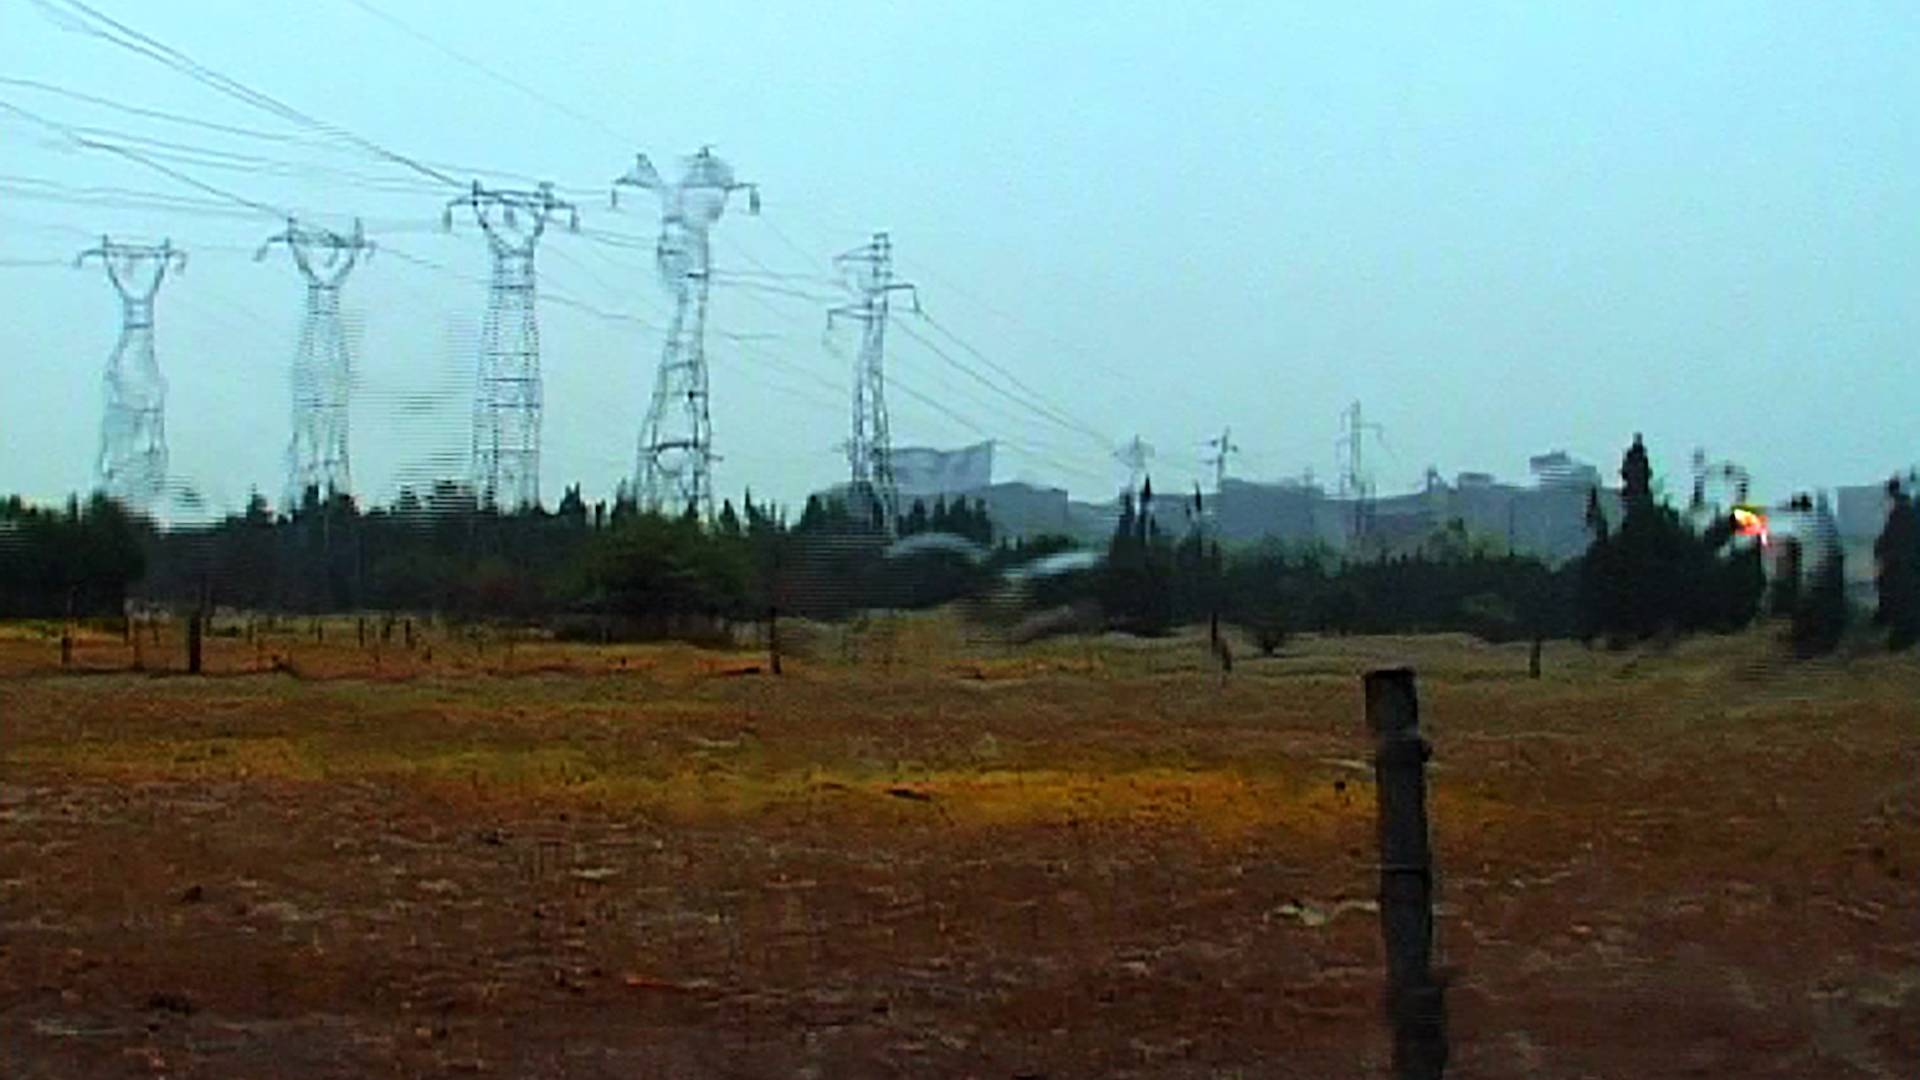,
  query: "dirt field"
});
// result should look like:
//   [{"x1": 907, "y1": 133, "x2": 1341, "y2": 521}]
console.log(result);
[{"x1": 2, "y1": 615, "x2": 1915, "y2": 1077}]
